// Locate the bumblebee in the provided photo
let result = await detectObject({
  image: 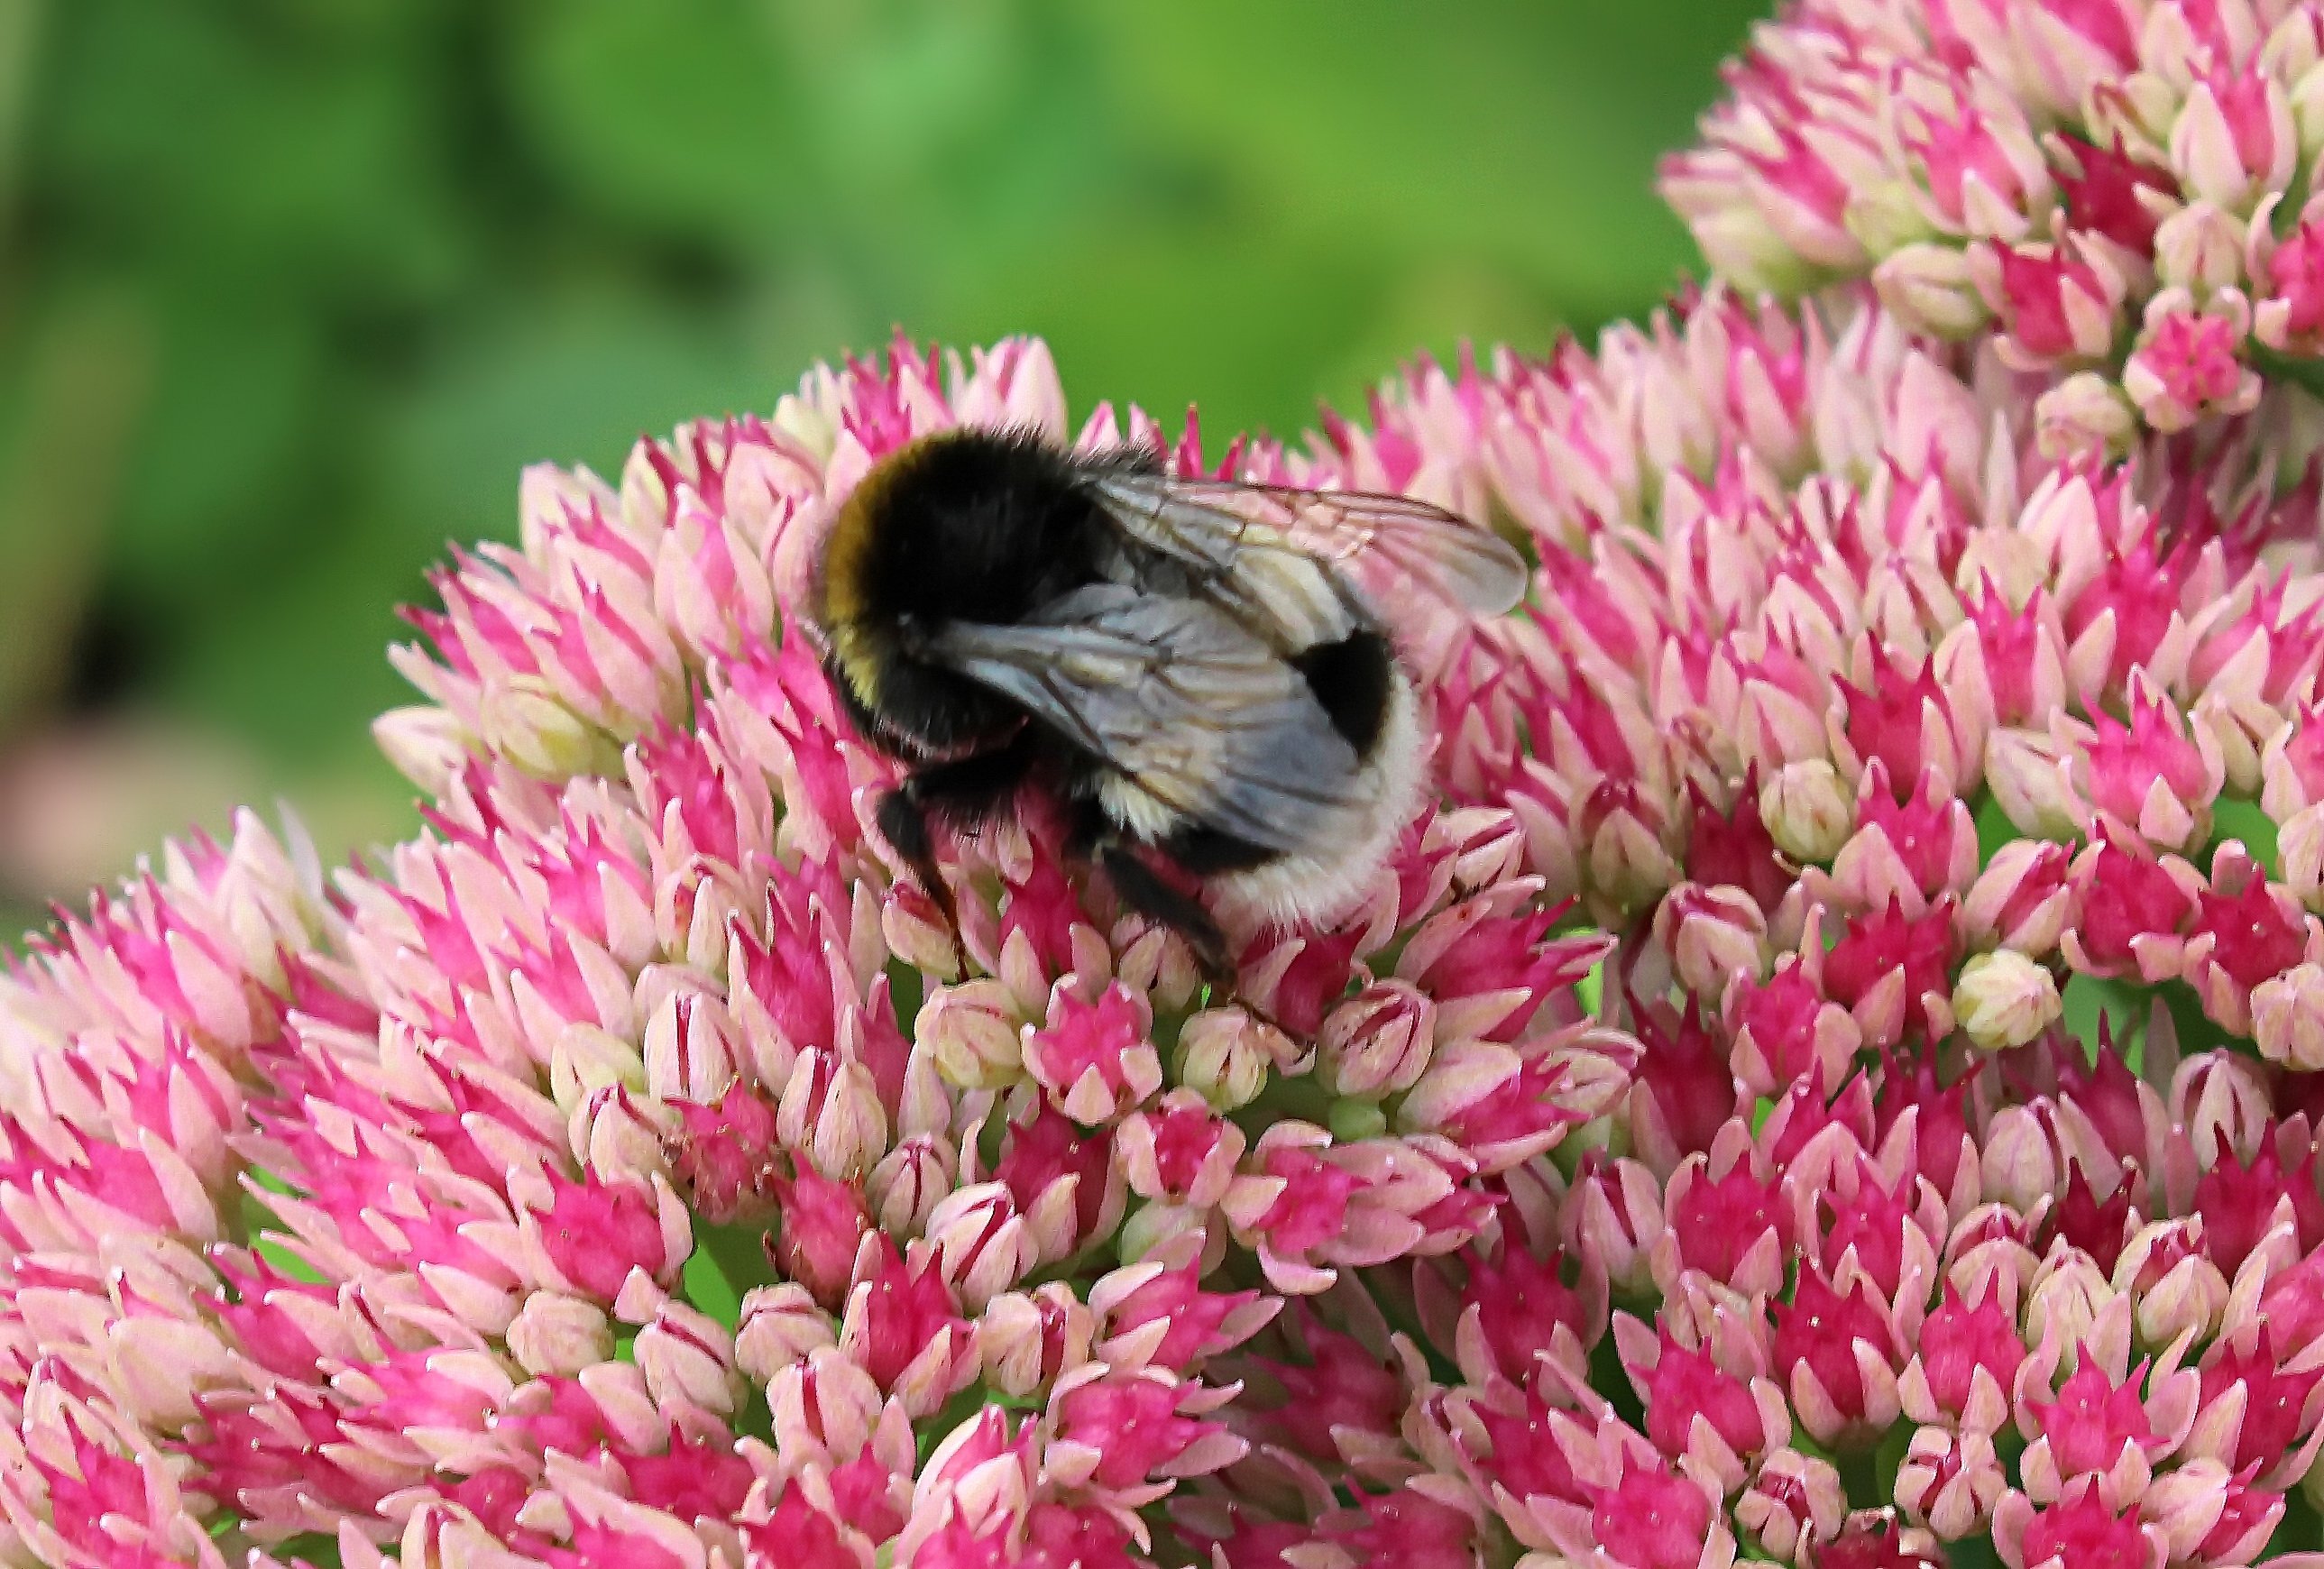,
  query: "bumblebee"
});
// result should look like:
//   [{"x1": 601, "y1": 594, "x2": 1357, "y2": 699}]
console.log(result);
[{"x1": 810, "y1": 426, "x2": 1527, "y2": 984}]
